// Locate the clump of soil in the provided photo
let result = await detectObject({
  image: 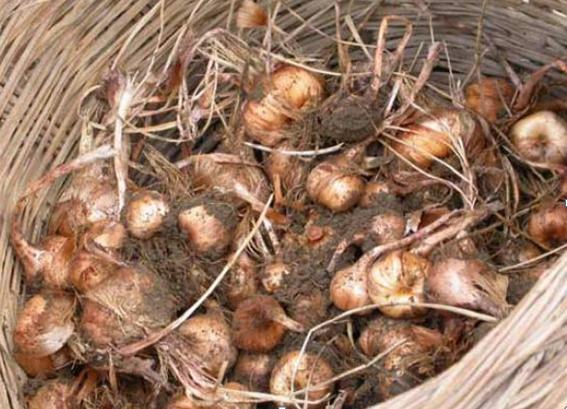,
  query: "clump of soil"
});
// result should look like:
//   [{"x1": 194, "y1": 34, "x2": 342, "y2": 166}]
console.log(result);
[{"x1": 317, "y1": 93, "x2": 381, "y2": 143}]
